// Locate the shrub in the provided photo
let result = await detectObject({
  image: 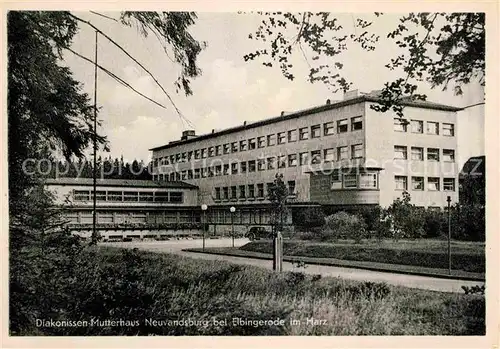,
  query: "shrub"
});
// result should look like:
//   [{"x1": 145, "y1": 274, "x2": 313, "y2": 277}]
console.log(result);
[
  {"x1": 386, "y1": 192, "x2": 425, "y2": 240},
  {"x1": 293, "y1": 206, "x2": 325, "y2": 231},
  {"x1": 324, "y1": 212, "x2": 367, "y2": 243}
]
